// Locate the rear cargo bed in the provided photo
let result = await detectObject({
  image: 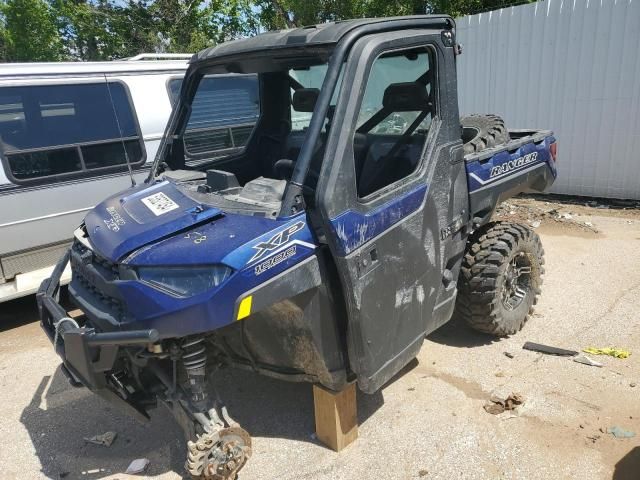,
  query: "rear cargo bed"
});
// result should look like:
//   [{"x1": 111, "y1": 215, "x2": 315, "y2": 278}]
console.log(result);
[{"x1": 465, "y1": 129, "x2": 556, "y2": 225}]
